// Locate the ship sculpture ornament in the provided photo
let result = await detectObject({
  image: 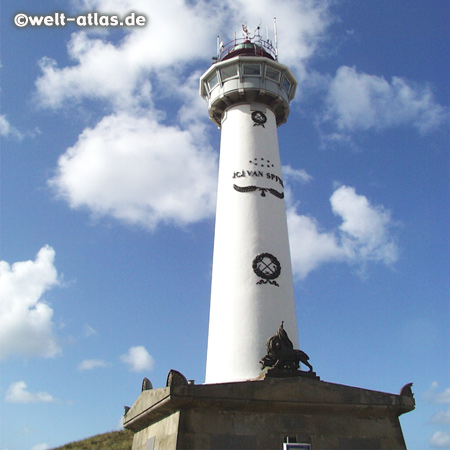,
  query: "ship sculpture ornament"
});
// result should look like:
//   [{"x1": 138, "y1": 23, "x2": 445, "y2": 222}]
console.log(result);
[{"x1": 260, "y1": 321, "x2": 314, "y2": 374}]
